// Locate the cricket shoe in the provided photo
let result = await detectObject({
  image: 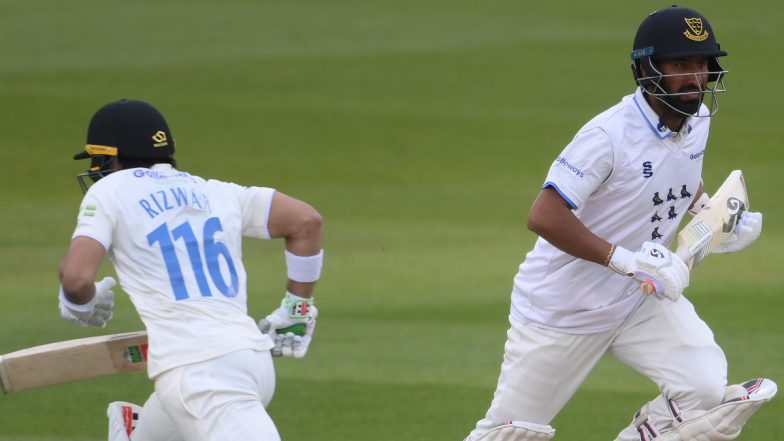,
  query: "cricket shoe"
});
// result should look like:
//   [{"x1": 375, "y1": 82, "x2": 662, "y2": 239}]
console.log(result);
[{"x1": 107, "y1": 401, "x2": 142, "y2": 441}]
